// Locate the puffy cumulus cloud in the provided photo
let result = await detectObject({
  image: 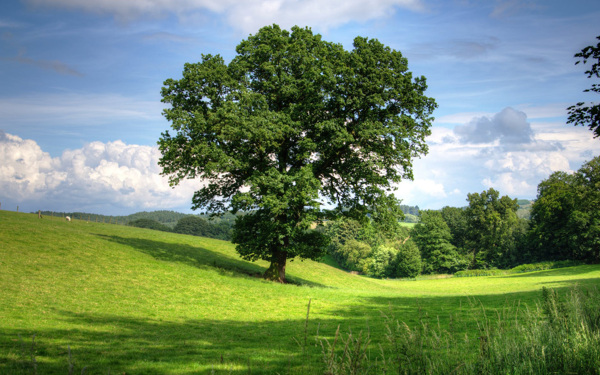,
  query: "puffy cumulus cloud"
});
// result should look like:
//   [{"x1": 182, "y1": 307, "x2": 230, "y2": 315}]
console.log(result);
[
  {"x1": 222, "y1": 0, "x2": 425, "y2": 34},
  {"x1": 483, "y1": 152, "x2": 571, "y2": 176},
  {"x1": 0, "y1": 131, "x2": 65, "y2": 201},
  {"x1": 26, "y1": 0, "x2": 425, "y2": 33},
  {"x1": 454, "y1": 107, "x2": 534, "y2": 146},
  {"x1": 0, "y1": 131, "x2": 197, "y2": 214},
  {"x1": 400, "y1": 107, "x2": 599, "y2": 209}
]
